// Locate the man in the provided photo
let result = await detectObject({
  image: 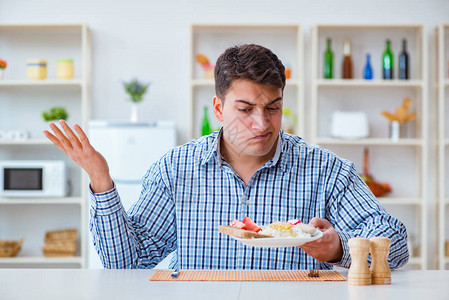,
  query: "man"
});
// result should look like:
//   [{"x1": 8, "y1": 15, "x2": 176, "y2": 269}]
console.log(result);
[{"x1": 43, "y1": 44, "x2": 409, "y2": 270}]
